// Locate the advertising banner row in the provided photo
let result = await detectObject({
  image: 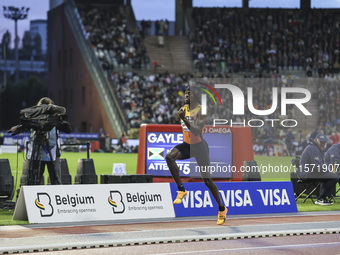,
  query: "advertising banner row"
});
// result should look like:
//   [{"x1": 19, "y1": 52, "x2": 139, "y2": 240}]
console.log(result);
[
  {"x1": 3, "y1": 132, "x2": 100, "y2": 147},
  {"x1": 13, "y1": 181, "x2": 297, "y2": 224}
]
